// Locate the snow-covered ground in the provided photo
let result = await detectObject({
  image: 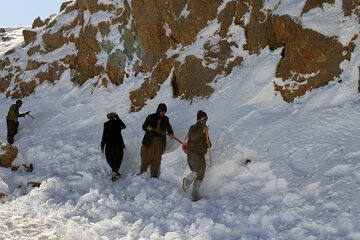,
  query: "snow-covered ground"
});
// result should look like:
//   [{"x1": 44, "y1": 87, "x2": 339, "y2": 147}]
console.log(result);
[{"x1": 0, "y1": 0, "x2": 360, "y2": 239}]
